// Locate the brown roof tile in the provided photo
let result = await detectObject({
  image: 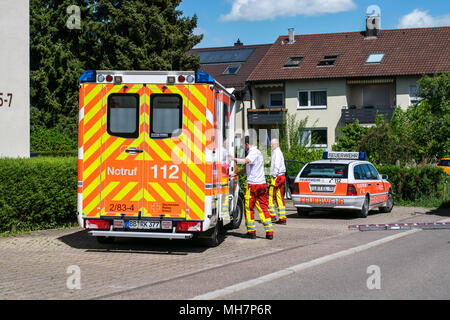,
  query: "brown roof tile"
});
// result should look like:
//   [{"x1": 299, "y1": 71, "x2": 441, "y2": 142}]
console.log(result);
[{"x1": 248, "y1": 27, "x2": 450, "y2": 82}]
